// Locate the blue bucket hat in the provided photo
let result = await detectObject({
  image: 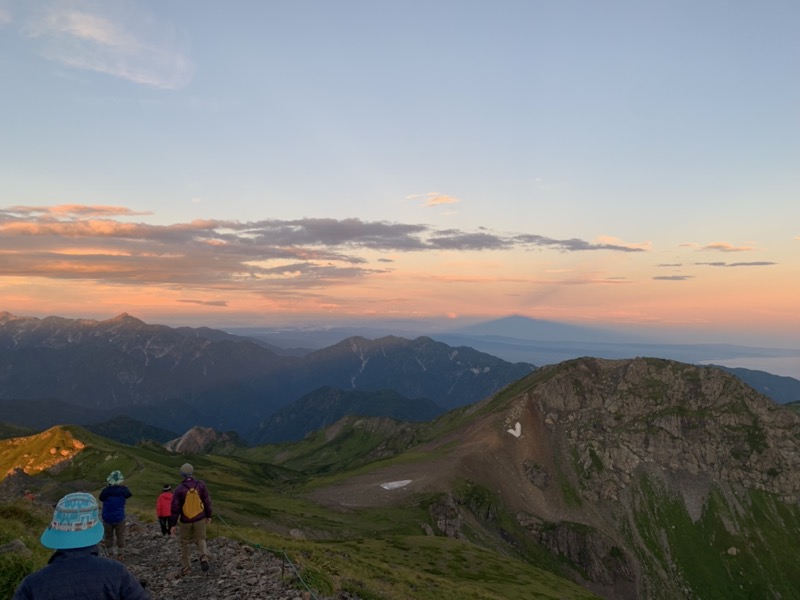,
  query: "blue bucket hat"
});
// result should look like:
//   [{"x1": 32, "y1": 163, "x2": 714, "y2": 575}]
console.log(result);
[{"x1": 40, "y1": 492, "x2": 104, "y2": 550}]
